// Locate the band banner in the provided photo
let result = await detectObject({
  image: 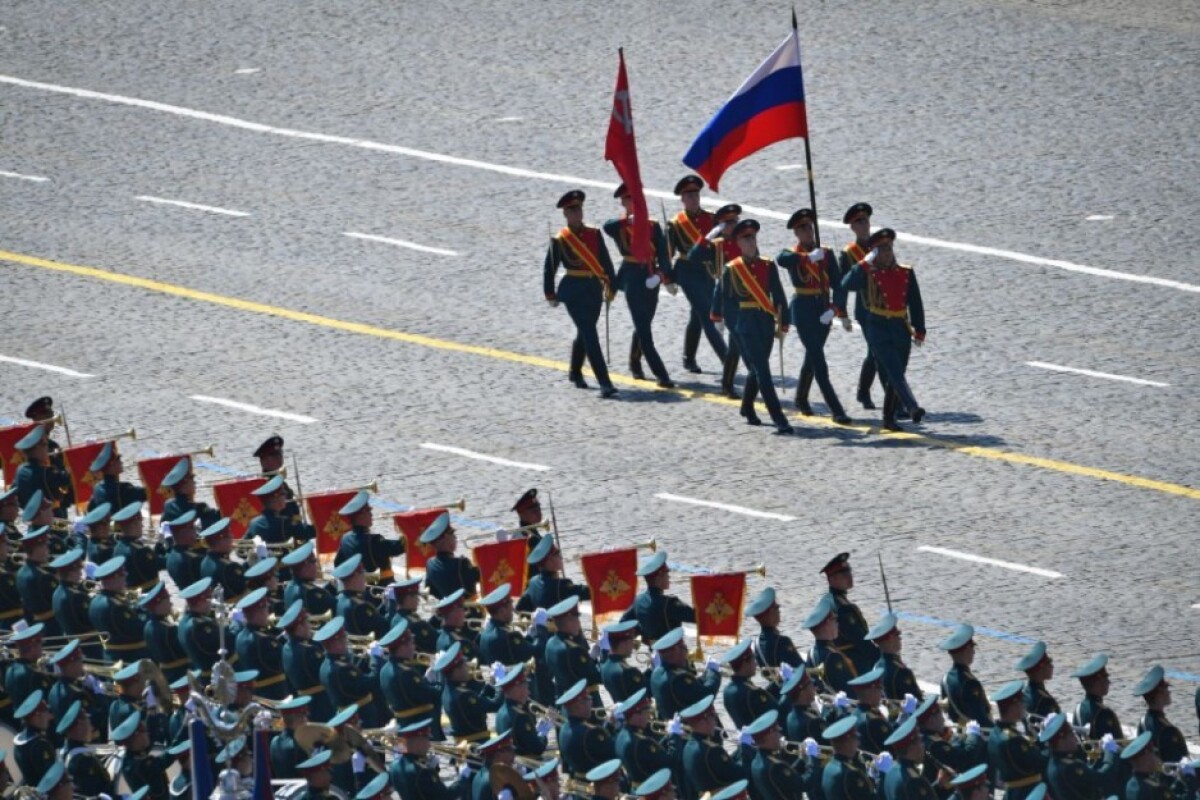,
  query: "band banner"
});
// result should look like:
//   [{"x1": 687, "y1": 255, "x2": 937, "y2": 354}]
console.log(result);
[
  {"x1": 0, "y1": 422, "x2": 36, "y2": 486},
  {"x1": 471, "y1": 538, "x2": 529, "y2": 598},
  {"x1": 303, "y1": 489, "x2": 358, "y2": 555},
  {"x1": 211, "y1": 477, "x2": 267, "y2": 538},
  {"x1": 137, "y1": 454, "x2": 184, "y2": 515},
  {"x1": 62, "y1": 441, "x2": 108, "y2": 511},
  {"x1": 690, "y1": 572, "x2": 747, "y2": 648},
  {"x1": 393, "y1": 509, "x2": 446, "y2": 576},
  {"x1": 581, "y1": 547, "x2": 638, "y2": 625}
]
